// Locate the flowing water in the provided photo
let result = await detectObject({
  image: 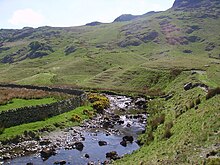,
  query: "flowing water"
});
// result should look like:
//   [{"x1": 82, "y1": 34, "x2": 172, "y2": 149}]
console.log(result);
[{"x1": 2, "y1": 95, "x2": 147, "y2": 165}]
